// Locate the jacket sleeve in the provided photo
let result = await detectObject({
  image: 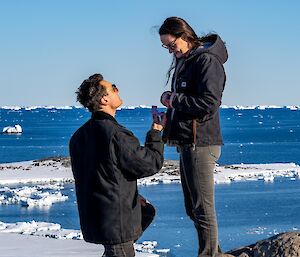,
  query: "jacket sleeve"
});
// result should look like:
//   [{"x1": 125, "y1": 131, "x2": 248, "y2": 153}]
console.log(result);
[
  {"x1": 171, "y1": 53, "x2": 225, "y2": 120},
  {"x1": 112, "y1": 128, "x2": 164, "y2": 179}
]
